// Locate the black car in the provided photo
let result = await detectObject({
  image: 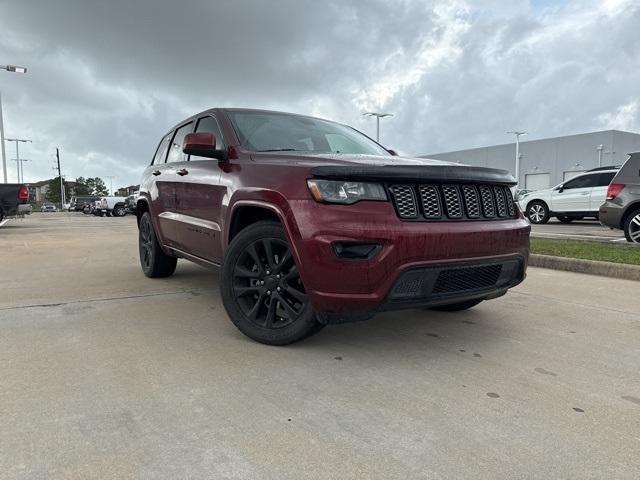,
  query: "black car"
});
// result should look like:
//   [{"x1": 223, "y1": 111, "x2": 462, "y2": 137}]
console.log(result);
[{"x1": 70, "y1": 195, "x2": 101, "y2": 212}]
